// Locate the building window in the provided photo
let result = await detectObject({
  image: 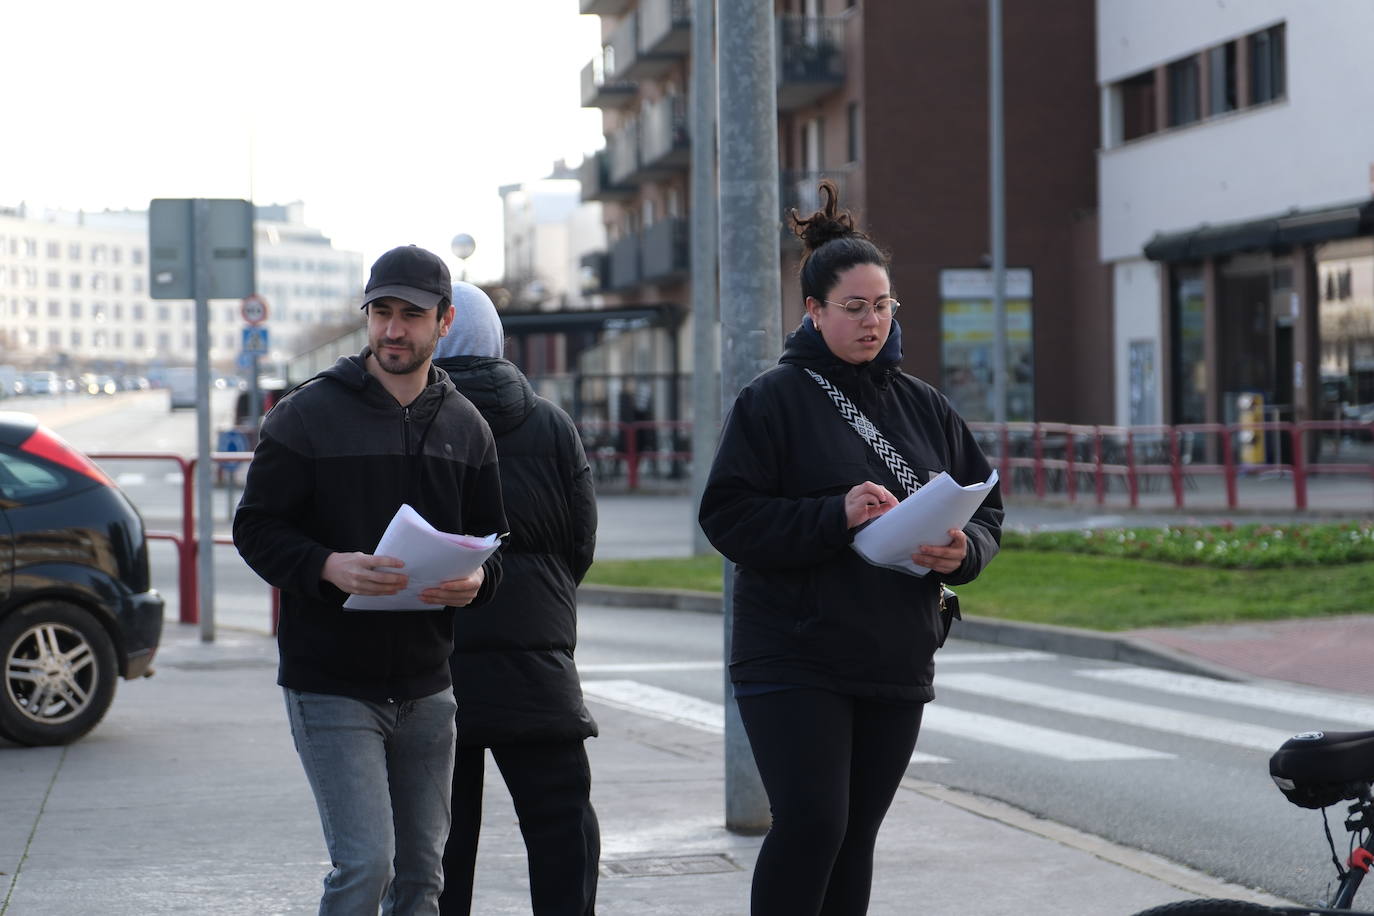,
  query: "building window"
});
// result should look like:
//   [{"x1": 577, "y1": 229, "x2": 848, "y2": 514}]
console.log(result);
[
  {"x1": 70, "y1": 301, "x2": 83, "y2": 318},
  {"x1": 47, "y1": 300, "x2": 60, "y2": 317},
  {"x1": 46, "y1": 241, "x2": 60, "y2": 259},
  {"x1": 1119, "y1": 70, "x2": 1157, "y2": 141},
  {"x1": 70, "y1": 330, "x2": 82, "y2": 347},
  {"x1": 131, "y1": 248, "x2": 144, "y2": 265},
  {"x1": 1167, "y1": 57, "x2": 1200, "y2": 127},
  {"x1": 132, "y1": 303, "x2": 145, "y2": 321},
  {"x1": 46, "y1": 270, "x2": 60, "y2": 288},
  {"x1": 68, "y1": 242, "x2": 81, "y2": 260},
  {"x1": 1207, "y1": 43, "x2": 1237, "y2": 115},
  {"x1": 1249, "y1": 24, "x2": 1286, "y2": 104},
  {"x1": 157, "y1": 305, "x2": 170, "y2": 322},
  {"x1": 69, "y1": 272, "x2": 81, "y2": 290}
]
